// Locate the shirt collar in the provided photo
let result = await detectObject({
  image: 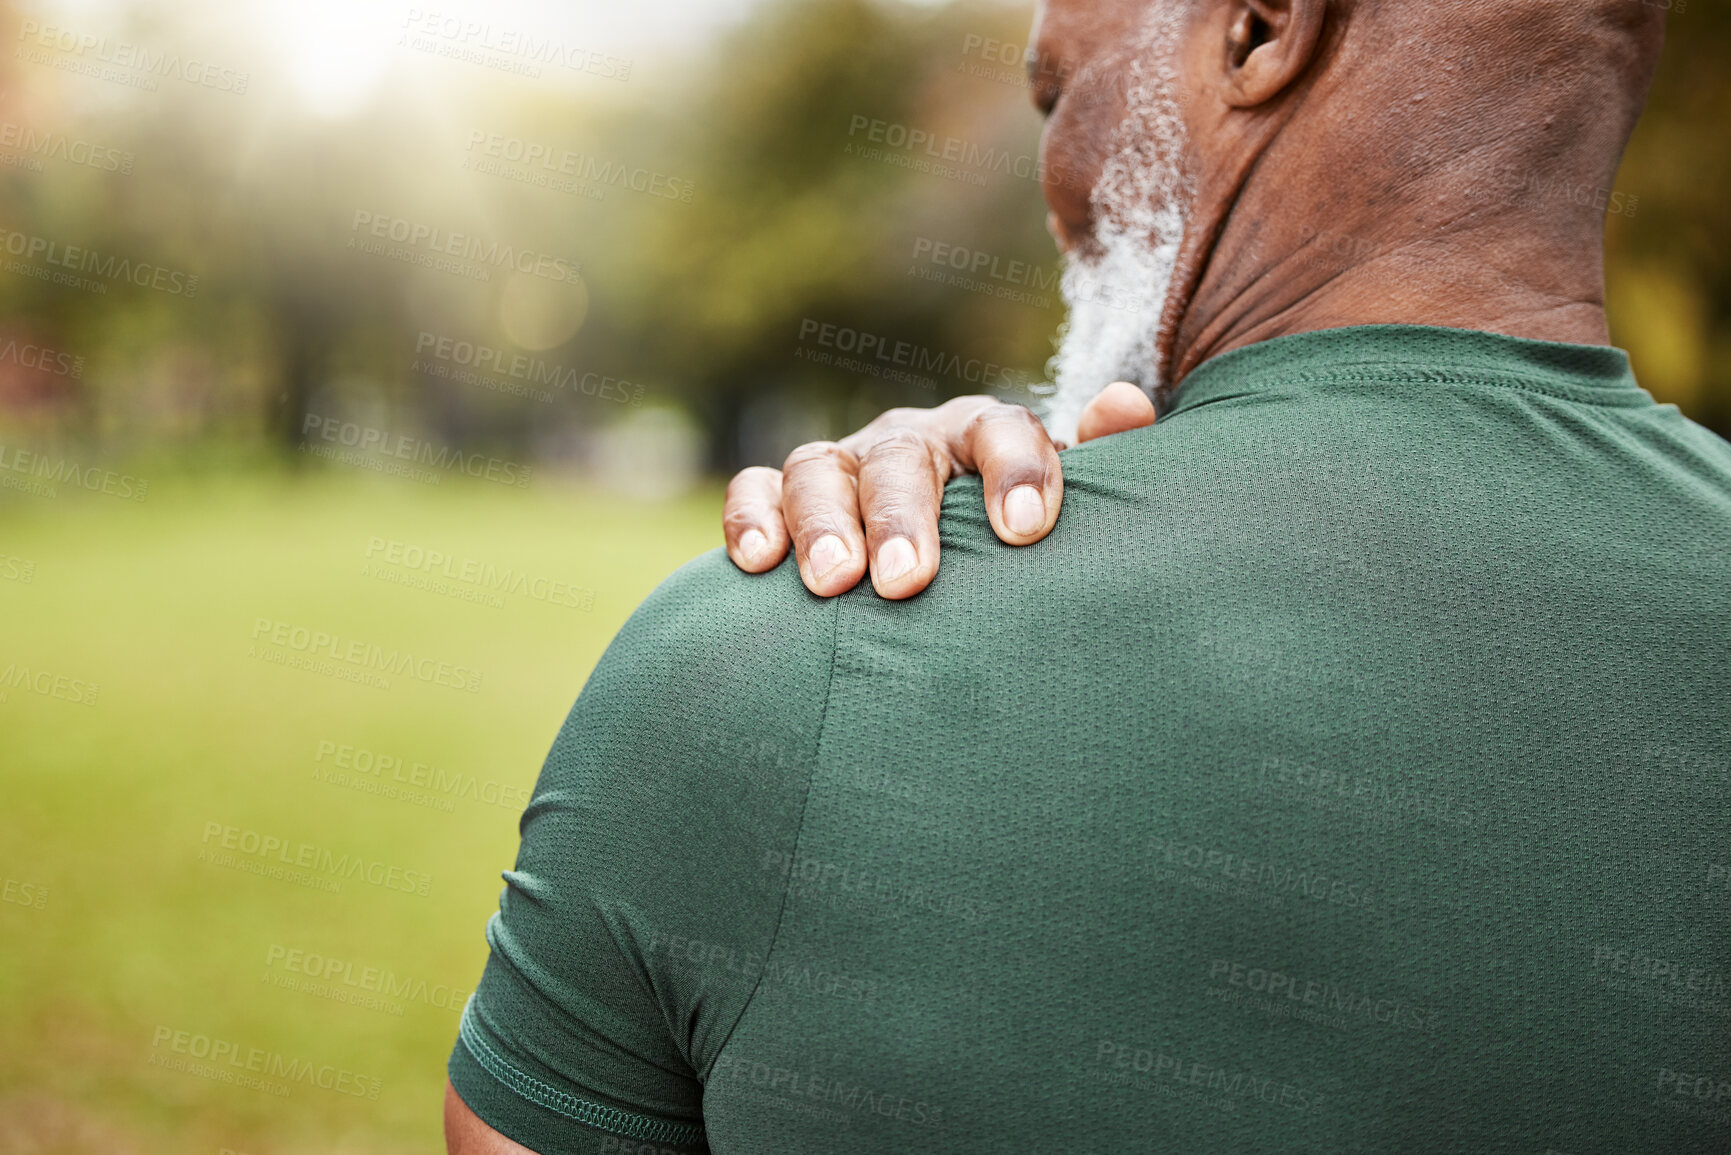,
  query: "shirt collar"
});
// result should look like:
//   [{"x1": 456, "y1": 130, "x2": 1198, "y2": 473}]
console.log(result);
[{"x1": 1170, "y1": 324, "x2": 1649, "y2": 416}]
